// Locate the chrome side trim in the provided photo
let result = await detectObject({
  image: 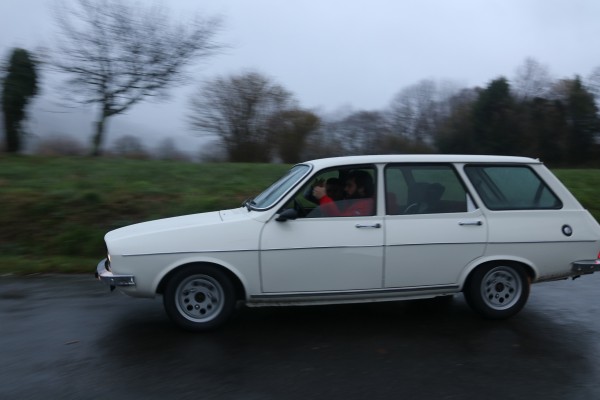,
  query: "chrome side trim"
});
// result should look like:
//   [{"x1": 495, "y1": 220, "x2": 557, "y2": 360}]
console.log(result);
[
  {"x1": 122, "y1": 249, "x2": 257, "y2": 257},
  {"x1": 386, "y1": 240, "x2": 596, "y2": 248},
  {"x1": 250, "y1": 284, "x2": 459, "y2": 300},
  {"x1": 121, "y1": 246, "x2": 381, "y2": 257}
]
